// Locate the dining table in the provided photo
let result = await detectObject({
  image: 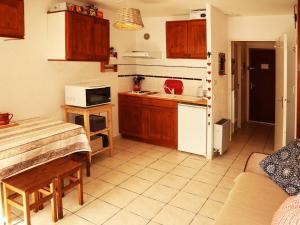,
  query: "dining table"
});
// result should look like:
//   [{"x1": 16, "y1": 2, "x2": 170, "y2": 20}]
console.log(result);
[{"x1": 0, "y1": 117, "x2": 91, "y2": 224}]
